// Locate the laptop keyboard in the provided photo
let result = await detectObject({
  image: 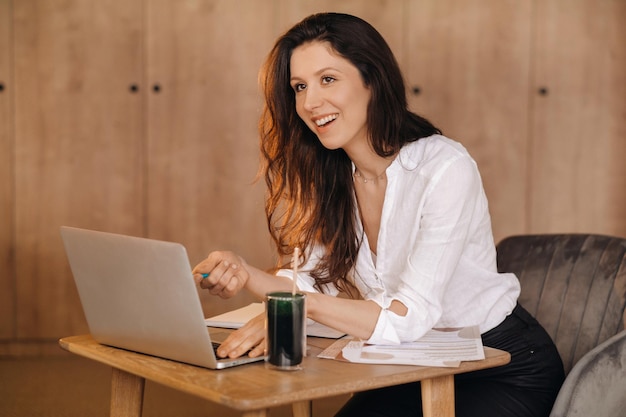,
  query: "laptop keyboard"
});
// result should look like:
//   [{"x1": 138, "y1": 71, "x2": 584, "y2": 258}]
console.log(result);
[{"x1": 211, "y1": 341, "x2": 254, "y2": 359}]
